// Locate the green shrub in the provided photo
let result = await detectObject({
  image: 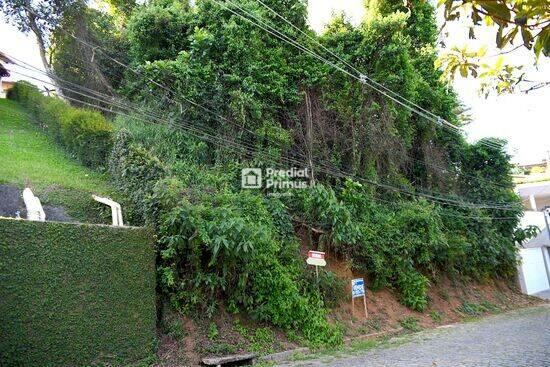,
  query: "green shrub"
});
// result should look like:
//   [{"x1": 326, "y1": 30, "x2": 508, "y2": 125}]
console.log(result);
[
  {"x1": 61, "y1": 108, "x2": 113, "y2": 166},
  {"x1": 297, "y1": 182, "x2": 439, "y2": 311},
  {"x1": 109, "y1": 129, "x2": 169, "y2": 222},
  {"x1": 208, "y1": 322, "x2": 219, "y2": 341},
  {"x1": 41, "y1": 97, "x2": 72, "y2": 142},
  {"x1": 397, "y1": 270, "x2": 430, "y2": 311},
  {"x1": 6, "y1": 80, "x2": 38, "y2": 102},
  {"x1": 457, "y1": 300, "x2": 486, "y2": 316},
  {"x1": 457, "y1": 300, "x2": 499, "y2": 317},
  {"x1": 399, "y1": 316, "x2": 421, "y2": 332},
  {"x1": 0, "y1": 218, "x2": 156, "y2": 367},
  {"x1": 156, "y1": 192, "x2": 343, "y2": 346},
  {"x1": 429, "y1": 310, "x2": 442, "y2": 323},
  {"x1": 7, "y1": 81, "x2": 113, "y2": 168},
  {"x1": 165, "y1": 319, "x2": 186, "y2": 341},
  {"x1": 302, "y1": 269, "x2": 347, "y2": 309},
  {"x1": 202, "y1": 342, "x2": 238, "y2": 355}
]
